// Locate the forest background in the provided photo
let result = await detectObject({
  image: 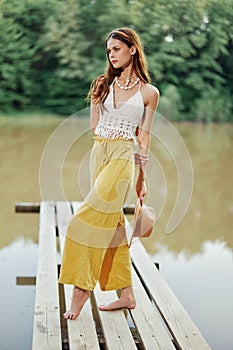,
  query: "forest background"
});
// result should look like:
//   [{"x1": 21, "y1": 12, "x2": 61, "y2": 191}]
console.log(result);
[{"x1": 0, "y1": 0, "x2": 232, "y2": 122}]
